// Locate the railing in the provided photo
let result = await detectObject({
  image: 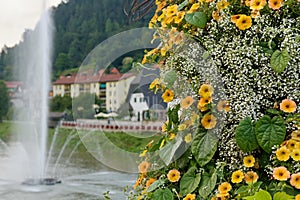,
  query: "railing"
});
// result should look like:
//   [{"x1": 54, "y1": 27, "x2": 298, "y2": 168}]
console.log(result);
[{"x1": 60, "y1": 120, "x2": 162, "y2": 132}]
